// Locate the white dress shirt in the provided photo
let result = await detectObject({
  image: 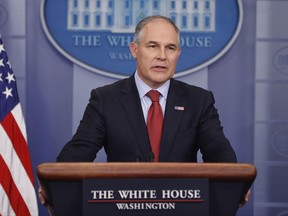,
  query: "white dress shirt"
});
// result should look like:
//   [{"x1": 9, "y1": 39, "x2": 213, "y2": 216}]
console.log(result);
[{"x1": 134, "y1": 71, "x2": 170, "y2": 123}]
